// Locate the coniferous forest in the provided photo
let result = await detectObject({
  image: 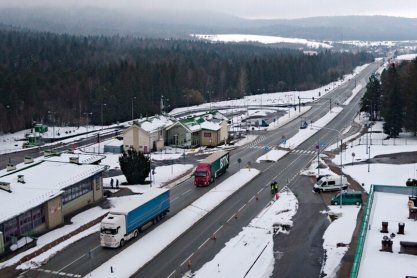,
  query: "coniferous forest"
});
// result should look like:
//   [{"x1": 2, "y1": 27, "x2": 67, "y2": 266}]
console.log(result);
[
  {"x1": 0, "y1": 28, "x2": 373, "y2": 133},
  {"x1": 361, "y1": 58, "x2": 417, "y2": 137}
]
